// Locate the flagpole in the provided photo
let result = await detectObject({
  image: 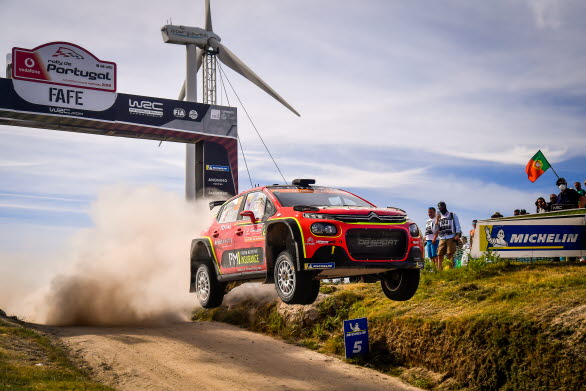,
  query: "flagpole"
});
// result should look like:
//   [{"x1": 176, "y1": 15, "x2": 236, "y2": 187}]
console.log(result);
[{"x1": 550, "y1": 165, "x2": 560, "y2": 179}]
